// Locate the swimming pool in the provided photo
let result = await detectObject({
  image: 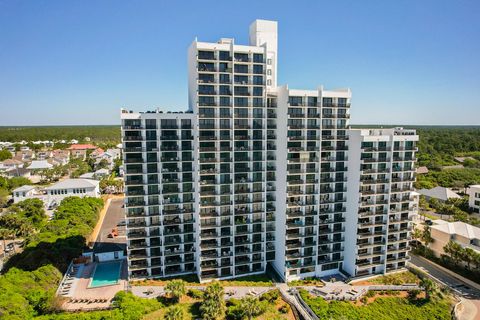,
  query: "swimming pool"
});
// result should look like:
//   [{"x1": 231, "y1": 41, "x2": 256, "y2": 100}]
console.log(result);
[{"x1": 89, "y1": 261, "x2": 122, "y2": 288}]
